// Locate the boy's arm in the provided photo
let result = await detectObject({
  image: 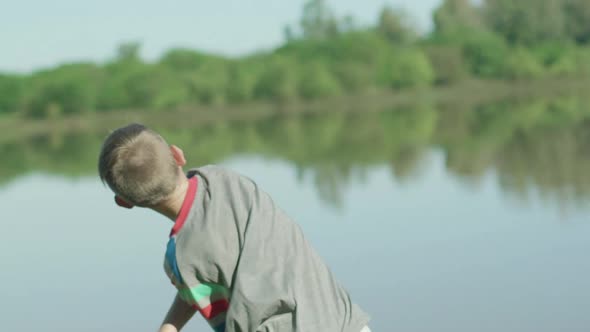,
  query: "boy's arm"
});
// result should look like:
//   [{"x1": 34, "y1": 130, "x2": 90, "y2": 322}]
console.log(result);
[{"x1": 159, "y1": 294, "x2": 197, "y2": 332}]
